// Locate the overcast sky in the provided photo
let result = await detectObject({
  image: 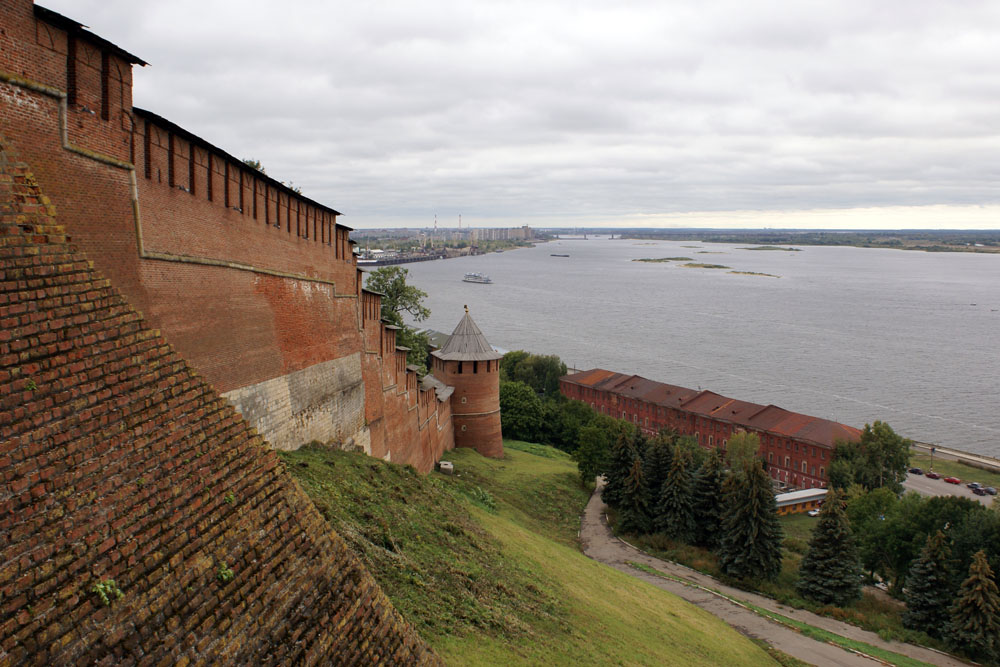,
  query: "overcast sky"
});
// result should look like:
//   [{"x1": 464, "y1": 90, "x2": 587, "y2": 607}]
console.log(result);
[{"x1": 46, "y1": 0, "x2": 1000, "y2": 229}]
